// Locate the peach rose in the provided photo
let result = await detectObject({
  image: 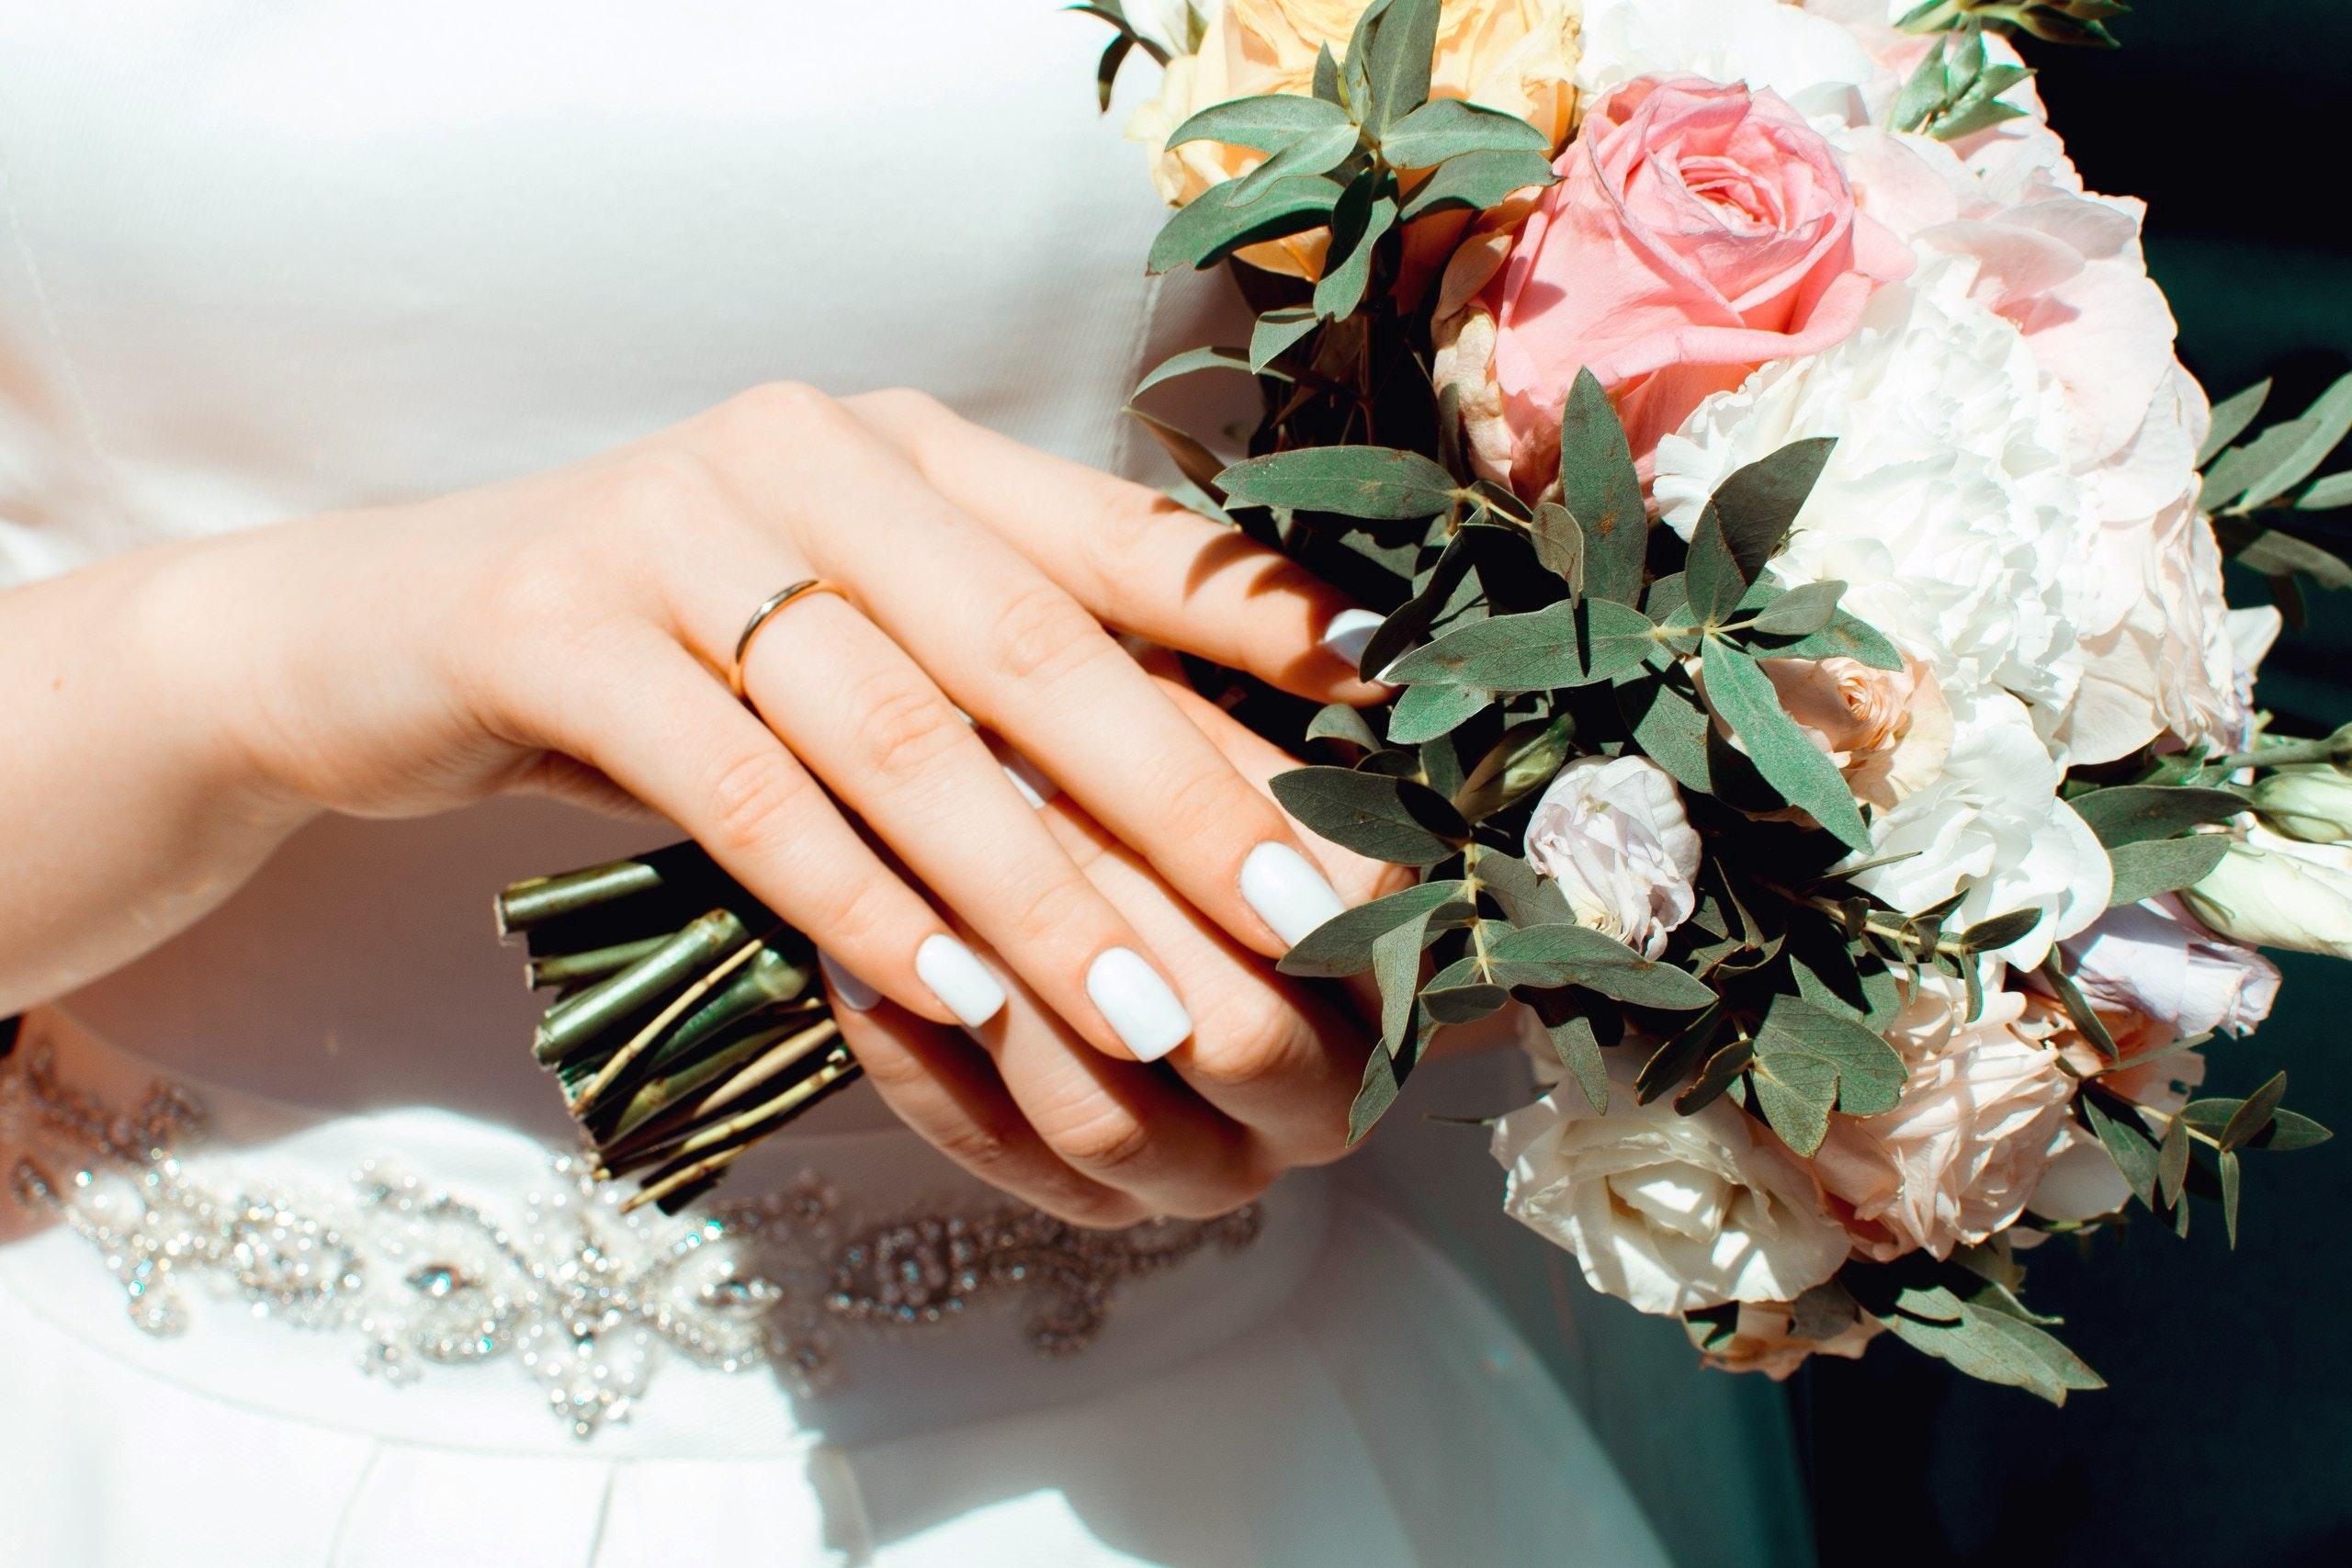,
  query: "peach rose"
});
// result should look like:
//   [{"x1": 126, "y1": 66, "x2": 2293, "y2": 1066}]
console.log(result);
[
  {"x1": 1811, "y1": 976, "x2": 2075, "y2": 1260},
  {"x1": 1697, "y1": 1295, "x2": 1883, "y2": 1382},
  {"x1": 1760, "y1": 655, "x2": 1951, "y2": 811},
  {"x1": 1434, "y1": 73, "x2": 1908, "y2": 490},
  {"x1": 1127, "y1": 0, "x2": 1581, "y2": 278}
]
